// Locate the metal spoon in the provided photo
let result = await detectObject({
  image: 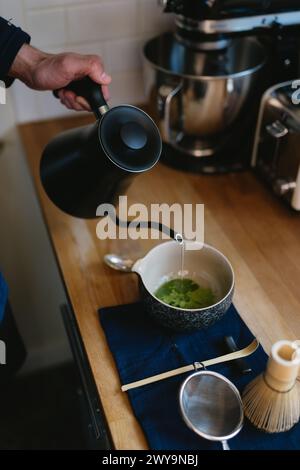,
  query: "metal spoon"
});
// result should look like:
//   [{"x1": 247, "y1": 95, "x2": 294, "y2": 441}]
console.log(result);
[
  {"x1": 179, "y1": 370, "x2": 244, "y2": 450},
  {"x1": 104, "y1": 231, "x2": 184, "y2": 273},
  {"x1": 104, "y1": 253, "x2": 135, "y2": 272}
]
